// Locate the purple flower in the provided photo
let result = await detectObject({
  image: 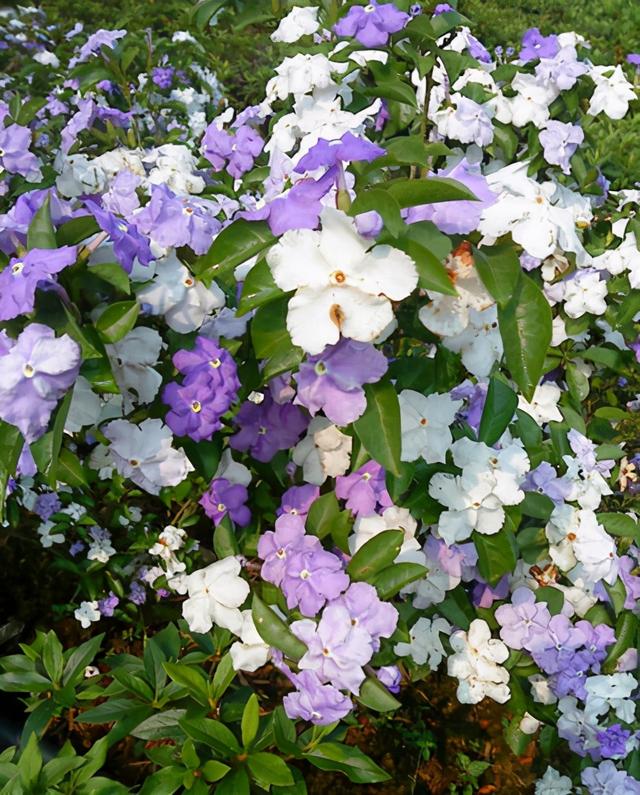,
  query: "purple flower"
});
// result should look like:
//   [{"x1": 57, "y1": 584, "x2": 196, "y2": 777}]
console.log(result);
[
  {"x1": 278, "y1": 485, "x2": 319, "y2": 517},
  {"x1": 295, "y1": 133, "x2": 385, "y2": 173},
  {"x1": 294, "y1": 339, "x2": 388, "y2": 425},
  {"x1": 539, "y1": 121, "x2": 584, "y2": 174},
  {"x1": 34, "y1": 492, "x2": 62, "y2": 521},
  {"x1": 627, "y1": 53, "x2": 640, "y2": 68},
  {"x1": 69, "y1": 540, "x2": 85, "y2": 557},
  {"x1": 519, "y1": 27, "x2": 560, "y2": 63},
  {"x1": 467, "y1": 34, "x2": 492, "y2": 64},
  {"x1": 405, "y1": 159, "x2": 496, "y2": 234},
  {"x1": 85, "y1": 200, "x2": 153, "y2": 273},
  {"x1": 134, "y1": 185, "x2": 221, "y2": 256},
  {"x1": 581, "y1": 760, "x2": 640, "y2": 795},
  {"x1": 98, "y1": 592, "x2": 119, "y2": 617},
  {"x1": 284, "y1": 670, "x2": 352, "y2": 725},
  {"x1": 0, "y1": 245, "x2": 77, "y2": 321},
  {"x1": 173, "y1": 336, "x2": 240, "y2": 393},
  {"x1": 522, "y1": 462, "x2": 572, "y2": 506},
  {"x1": 163, "y1": 374, "x2": 231, "y2": 441},
  {"x1": 433, "y1": 3, "x2": 453, "y2": 14},
  {"x1": 0, "y1": 188, "x2": 77, "y2": 255},
  {"x1": 202, "y1": 122, "x2": 264, "y2": 179},
  {"x1": 536, "y1": 46, "x2": 589, "y2": 91},
  {"x1": 152, "y1": 66, "x2": 174, "y2": 89},
  {"x1": 293, "y1": 604, "x2": 373, "y2": 693},
  {"x1": 0, "y1": 124, "x2": 41, "y2": 180},
  {"x1": 229, "y1": 394, "x2": 307, "y2": 463},
  {"x1": 281, "y1": 545, "x2": 349, "y2": 617},
  {"x1": 129, "y1": 581, "x2": 147, "y2": 606},
  {"x1": 568, "y1": 429, "x2": 614, "y2": 476},
  {"x1": 61, "y1": 98, "x2": 95, "y2": 154},
  {"x1": 103, "y1": 170, "x2": 141, "y2": 216},
  {"x1": 597, "y1": 725, "x2": 633, "y2": 759},
  {"x1": 334, "y1": 1, "x2": 410, "y2": 48},
  {"x1": 200, "y1": 477, "x2": 251, "y2": 527},
  {"x1": 630, "y1": 336, "x2": 640, "y2": 363},
  {"x1": 376, "y1": 665, "x2": 401, "y2": 693},
  {"x1": 450, "y1": 380, "x2": 488, "y2": 433},
  {"x1": 0, "y1": 324, "x2": 81, "y2": 442},
  {"x1": 71, "y1": 29, "x2": 126, "y2": 66},
  {"x1": 472, "y1": 575, "x2": 510, "y2": 608},
  {"x1": 257, "y1": 514, "x2": 311, "y2": 586},
  {"x1": 495, "y1": 587, "x2": 551, "y2": 651},
  {"x1": 335, "y1": 461, "x2": 392, "y2": 517},
  {"x1": 331, "y1": 582, "x2": 398, "y2": 650},
  {"x1": 618, "y1": 555, "x2": 640, "y2": 609}
]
